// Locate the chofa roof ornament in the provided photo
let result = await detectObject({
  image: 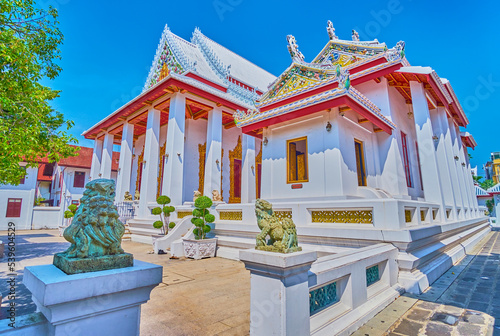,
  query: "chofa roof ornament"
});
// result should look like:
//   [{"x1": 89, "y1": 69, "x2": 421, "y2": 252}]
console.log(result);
[
  {"x1": 327, "y1": 20, "x2": 338, "y2": 40},
  {"x1": 286, "y1": 35, "x2": 305, "y2": 62},
  {"x1": 352, "y1": 29, "x2": 360, "y2": 41}
]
